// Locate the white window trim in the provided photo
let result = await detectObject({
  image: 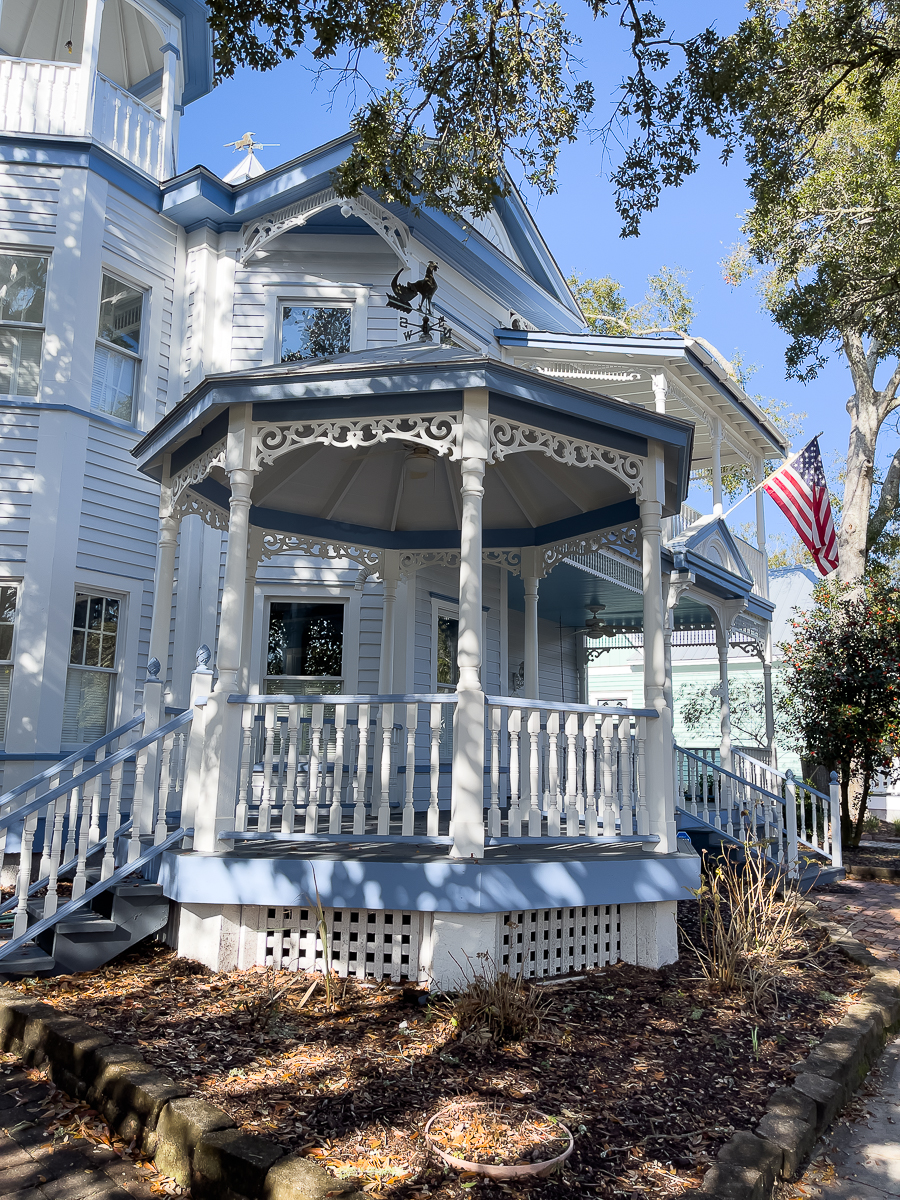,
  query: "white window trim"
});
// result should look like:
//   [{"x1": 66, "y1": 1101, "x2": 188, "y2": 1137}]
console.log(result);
[
  {"x1": 254, "y1": 590, "x2": 355, "y2": 695},
  {"x1": 430, "y1": 596, "x2": 488, "y2": 691},
  {"x1": 94, "y1": 257, "x2": 163, "y2": 430},
  {"x1": 0, "y1": 248, "x2": 51, "y2": 401},
  {"x1": 264, "y1": 283, "x2": 368, "y2": 363},
  {"x1": 0, "y1": 580, "x2": 21, "y2": 745},
  {"x1": 93, "y1": 270, "x2": 147, "y2": 428},
  {"x1": 62, "y1": 586, "x2": 130, "y2": 746}
]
